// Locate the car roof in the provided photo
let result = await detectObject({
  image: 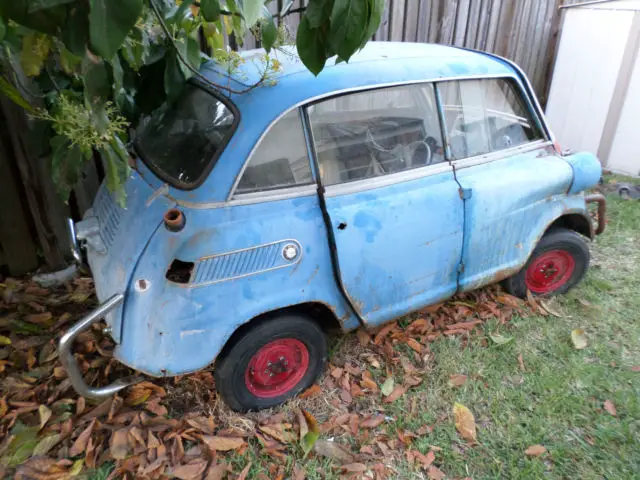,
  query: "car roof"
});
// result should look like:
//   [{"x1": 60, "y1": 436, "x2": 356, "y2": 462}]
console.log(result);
[{"x1": 199, "y1": 42, "x2": 515, "y2": 104}]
